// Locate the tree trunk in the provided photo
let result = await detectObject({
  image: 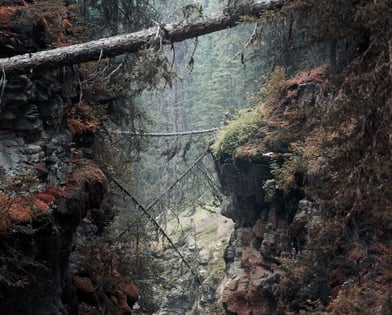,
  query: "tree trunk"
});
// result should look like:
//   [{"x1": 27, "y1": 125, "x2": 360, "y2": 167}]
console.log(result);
[{"x1": 0, "y1": 0, "x2": 286, "y2": 76}]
